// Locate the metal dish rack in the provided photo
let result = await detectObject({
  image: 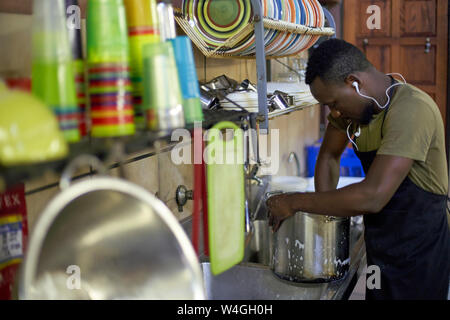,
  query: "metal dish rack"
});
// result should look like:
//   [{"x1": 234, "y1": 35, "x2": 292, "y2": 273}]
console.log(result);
[{"x1": 174, "y1": 0, "x2": 336, "y2": 131}]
